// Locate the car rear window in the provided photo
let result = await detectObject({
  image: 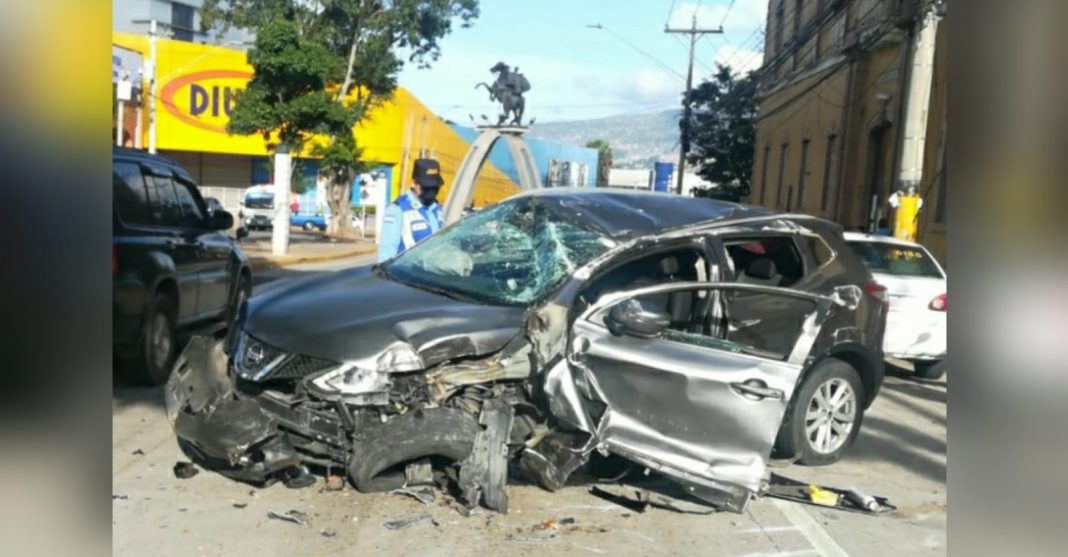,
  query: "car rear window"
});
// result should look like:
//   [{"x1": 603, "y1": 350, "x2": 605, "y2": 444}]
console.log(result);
[
  {"x1": 725, "y1": 237, "x2": 805, "y2": 287},
  {"x1": 846, "y1": 241, "x2": 943, "y2": 278},
  {"x1": 113, "y1": 162, "x2": 152, "y2": 226}
]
